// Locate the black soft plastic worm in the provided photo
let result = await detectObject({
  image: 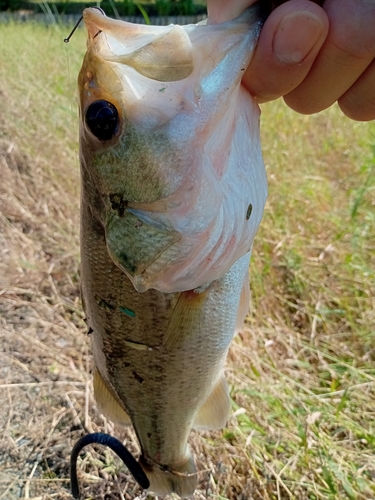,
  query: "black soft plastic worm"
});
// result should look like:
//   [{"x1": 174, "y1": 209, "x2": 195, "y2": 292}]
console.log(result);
[{"x1": 70, "y1": 432, "x2": 150, "y2": 499}]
